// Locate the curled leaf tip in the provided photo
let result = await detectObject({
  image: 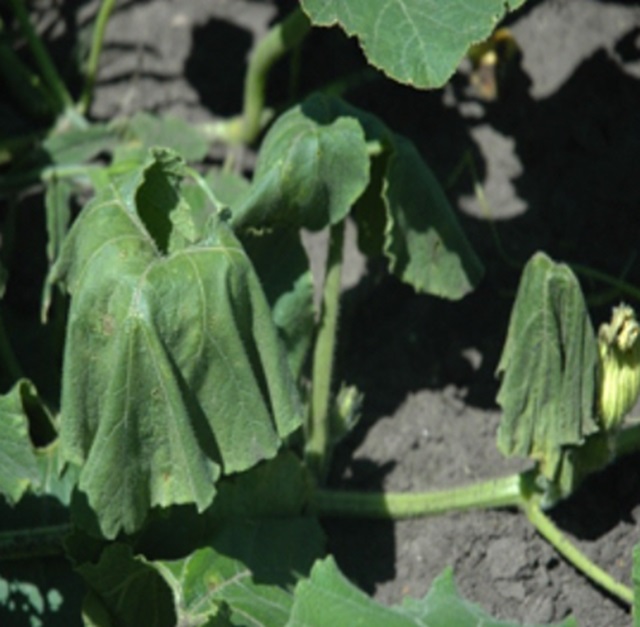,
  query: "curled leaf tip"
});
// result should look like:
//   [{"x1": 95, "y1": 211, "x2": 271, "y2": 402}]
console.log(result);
[{"x1": 597, "y1": 303, "x2": 640, "y2": 430}]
